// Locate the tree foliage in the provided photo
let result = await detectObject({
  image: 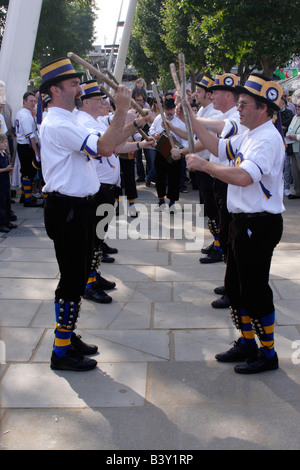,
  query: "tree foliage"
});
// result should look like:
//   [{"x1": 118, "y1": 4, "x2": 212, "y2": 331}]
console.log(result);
[
  {"x1": 128, "y1": 0, "x2": 300, "y2": 89},
  {"x1": 180, "y1": 0, "x2": 300, "y2": 79},
  {"x1": 128, "y1": 0, "x2": 178, "y2": 90},
  {"x1": 34, "y1": 0, "x2": 97, "y2": 66}
]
